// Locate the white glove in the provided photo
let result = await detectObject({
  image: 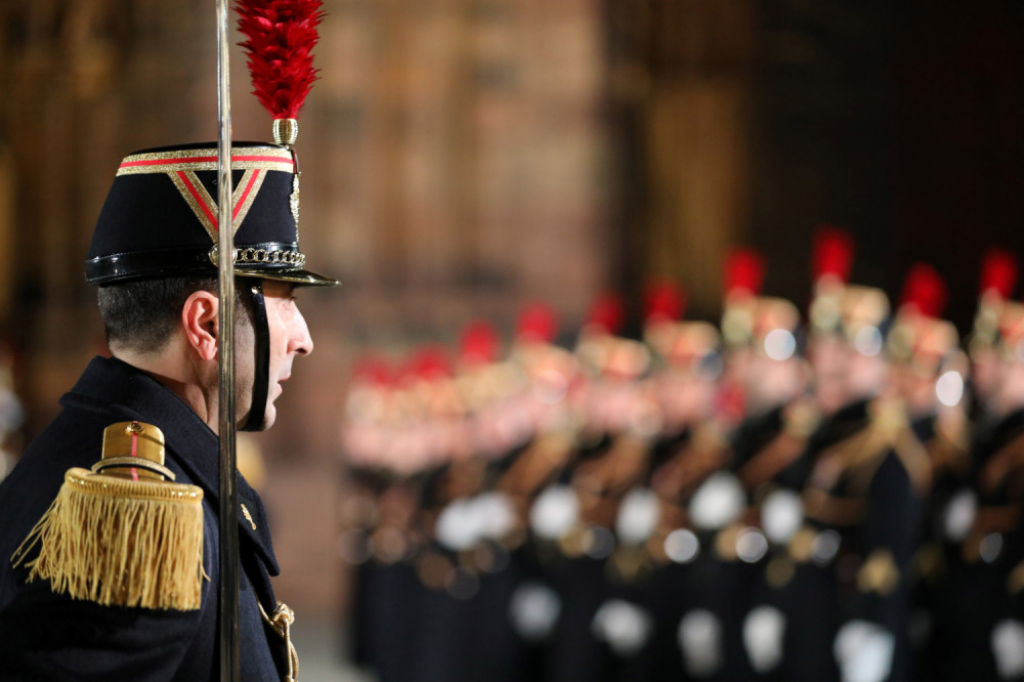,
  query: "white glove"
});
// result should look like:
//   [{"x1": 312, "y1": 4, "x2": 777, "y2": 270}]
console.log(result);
[
  {"x1": 992, "y1": 619, "x2": 1024, "y2": 679},
  {"x1": 616, "y1": 487, "x2": 661, "y2": 545},
  {"x1": 509, "y1": 581, "x2": 562, "y2": 642},
  {"x1": 743, "y1": 606, "x2": 786, "y2": 673},
  {"x1": 688, "y1": 472, "x2": 745, "y2": 531},
  {"x1": 834, "y1": 620, "x2": 895, "y2": 682},
  {"x1": 591, "y1": 599, "x2": 654, "y2": 657},
  {"x1": 761, "y1": 489, "x2": 804, "y2": 545},
  {"x1": 678, "y1": 609, "x2": 723, "y2": 677},
  {"x1": 435, "y1": 497, "x2": 483, "y2": 551},
  {"x1": 530, "y1": 485, "x2": 580, "y2": 541}
]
